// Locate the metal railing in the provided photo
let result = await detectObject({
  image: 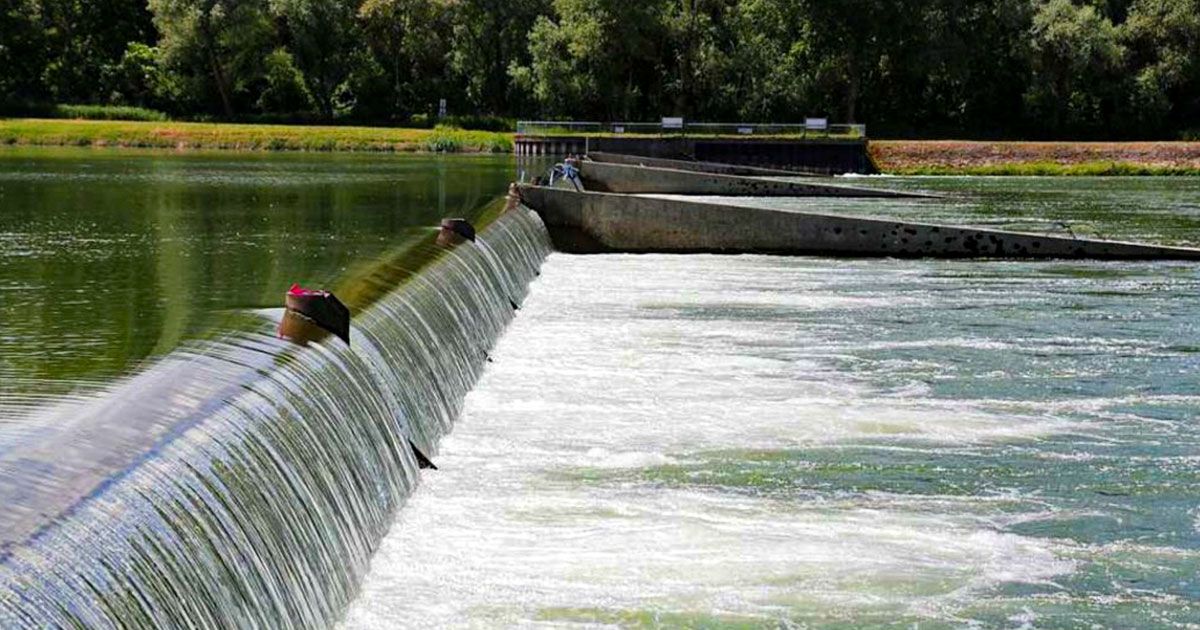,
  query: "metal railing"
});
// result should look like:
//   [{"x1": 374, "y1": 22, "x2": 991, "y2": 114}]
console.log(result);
[{"x1": 516, "y1": 120, "x2": 867, "y2": 139}]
